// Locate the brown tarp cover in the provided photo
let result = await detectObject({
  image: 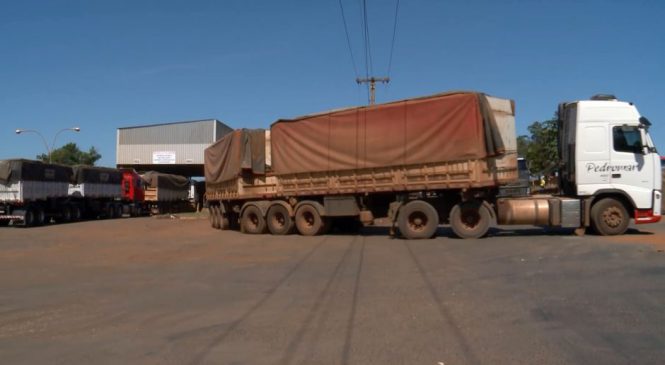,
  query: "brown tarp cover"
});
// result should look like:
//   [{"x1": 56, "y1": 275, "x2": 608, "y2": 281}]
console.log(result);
[
  {"x1": 141, "y1": 171, "x2": 189, "y2": 190},
  {"x1": 71, "y1": 165, "x2": 122, "y2": 184},
  {"x1": 270, "y1": 92, "x2": 505, "y2": 175},
  {"x1": 205, "y1": 129, "x2": 266, "y2": 184},
  {"x1": 0, "y1": 159, "x2": 73, "y2": 183}
]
